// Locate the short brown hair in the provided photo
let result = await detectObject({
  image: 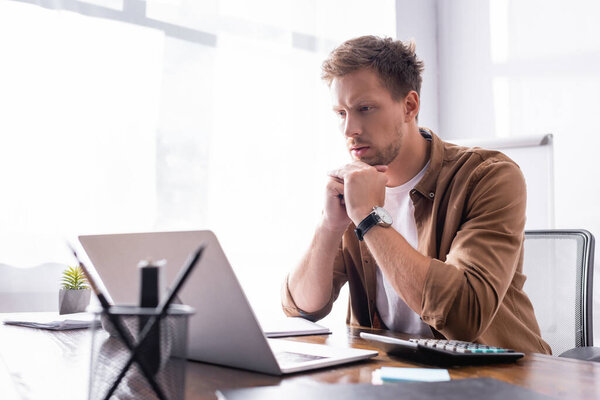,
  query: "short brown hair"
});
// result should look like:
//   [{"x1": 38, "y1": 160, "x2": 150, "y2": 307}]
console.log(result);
[{"x1": 321, "y1": 36, "x2": 424, "y2": 101}]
